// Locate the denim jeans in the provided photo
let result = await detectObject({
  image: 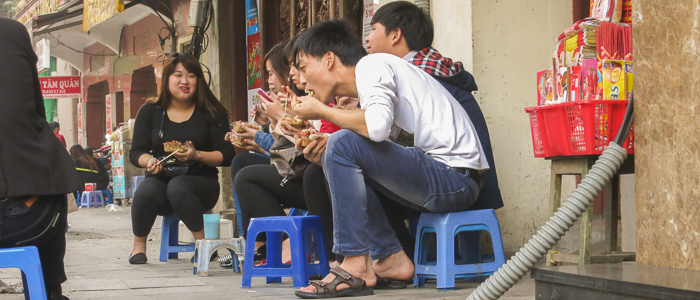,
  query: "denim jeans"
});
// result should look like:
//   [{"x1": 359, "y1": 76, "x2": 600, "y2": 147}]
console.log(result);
[{"x1": 323, "y1": 130, "x2": 480, "y2": 259}]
